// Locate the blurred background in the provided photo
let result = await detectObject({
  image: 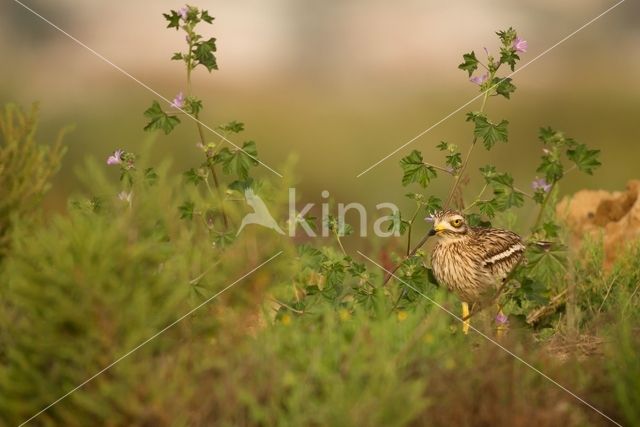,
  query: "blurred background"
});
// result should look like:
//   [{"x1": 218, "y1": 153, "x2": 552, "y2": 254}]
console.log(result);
[{"x1": 1, "y1": 0, "x2": 638, "y2": 244}]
